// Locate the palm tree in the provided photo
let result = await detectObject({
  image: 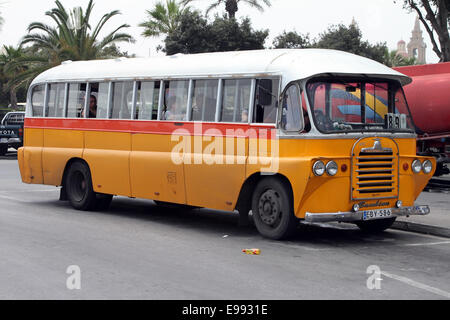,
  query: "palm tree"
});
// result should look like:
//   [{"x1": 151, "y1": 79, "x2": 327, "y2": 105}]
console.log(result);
[
  {"x1": 384, "y1": 49, "x2": 417, "y2": 67},
  {"x1": 21, "y1": 0, "x2": 134, "y2": 61},
  {"x1": 0, "y1": 46, "x2": 29, "y2": 108},
  {"x1": 180, "y1": 0, "x2": 271, "y2": 19},
  {"x1": 139, "y1": 0, "x2": 189, "y2": 38}
]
